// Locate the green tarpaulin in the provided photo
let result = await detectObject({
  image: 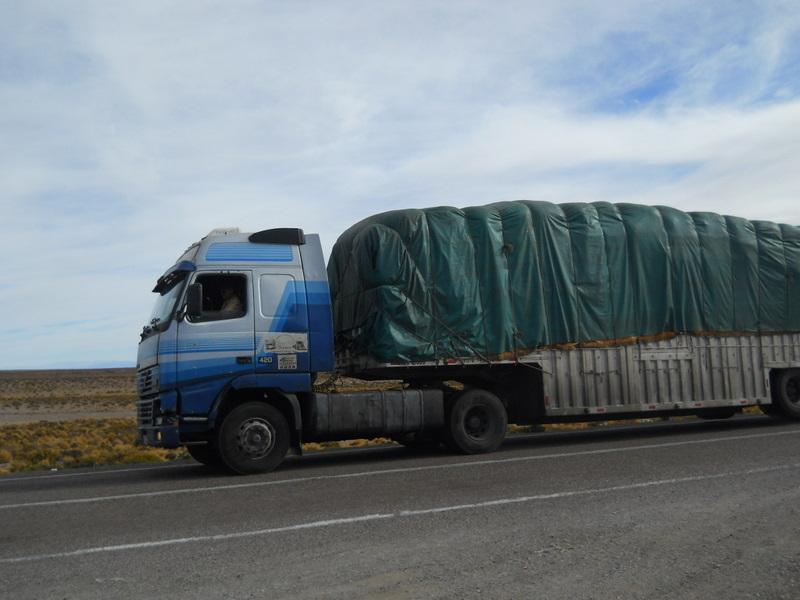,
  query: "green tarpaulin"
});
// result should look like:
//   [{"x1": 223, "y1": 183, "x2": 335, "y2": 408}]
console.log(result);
[{"x1": 327, "y1": 201, "x2": 800, "y2": 363}]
